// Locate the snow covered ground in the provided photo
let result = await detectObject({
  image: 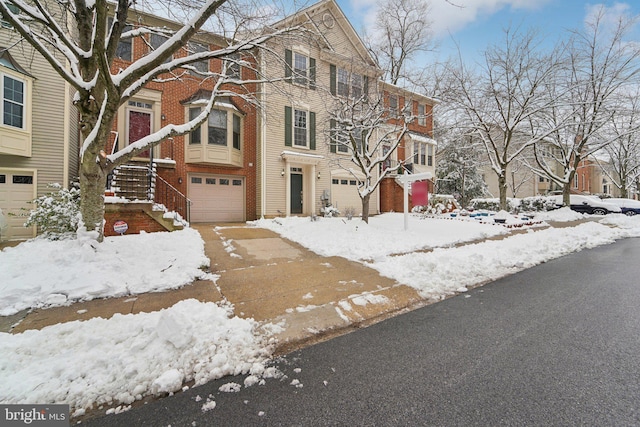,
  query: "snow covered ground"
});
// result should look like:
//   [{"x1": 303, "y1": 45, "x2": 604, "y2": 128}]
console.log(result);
[
  {"x1": 254, "y1": 210, "x2": 640, "y2": 300},
  {"x1": 0, "y1": 299, "x2": 278, "y2": 417},
  {"x1": 0, "y1": 228, "x2": 209, "y2": 316},
  {"x1": 2, "y1": 210, "x2": 640, "y2": 416}
]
